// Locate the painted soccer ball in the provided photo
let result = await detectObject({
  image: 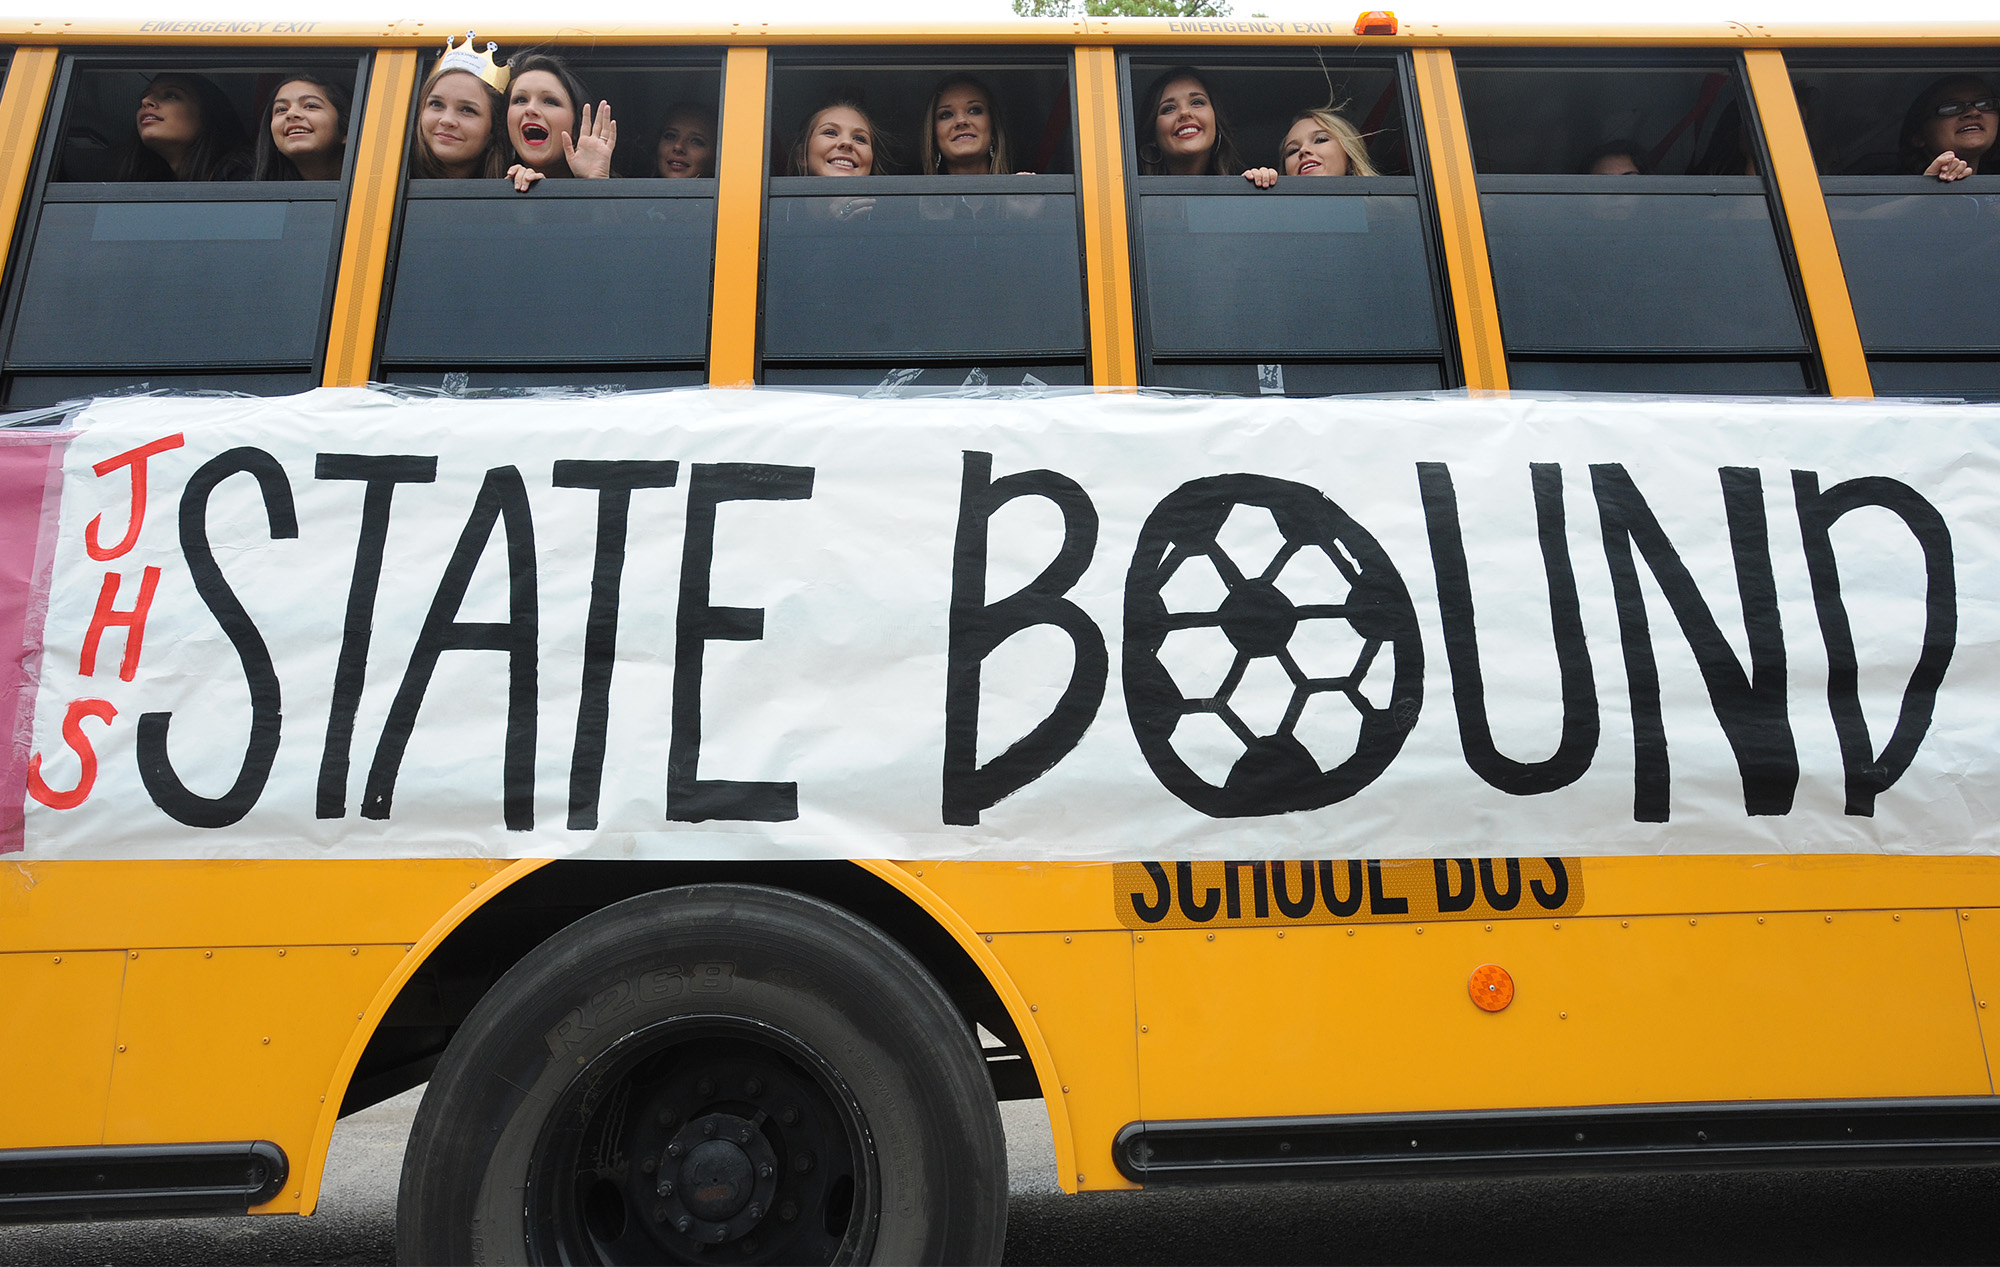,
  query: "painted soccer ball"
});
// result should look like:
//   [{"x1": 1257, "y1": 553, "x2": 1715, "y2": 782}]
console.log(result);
[{"x1": 1123, "y1": 474, "x2": 1424, "y2": 817}]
